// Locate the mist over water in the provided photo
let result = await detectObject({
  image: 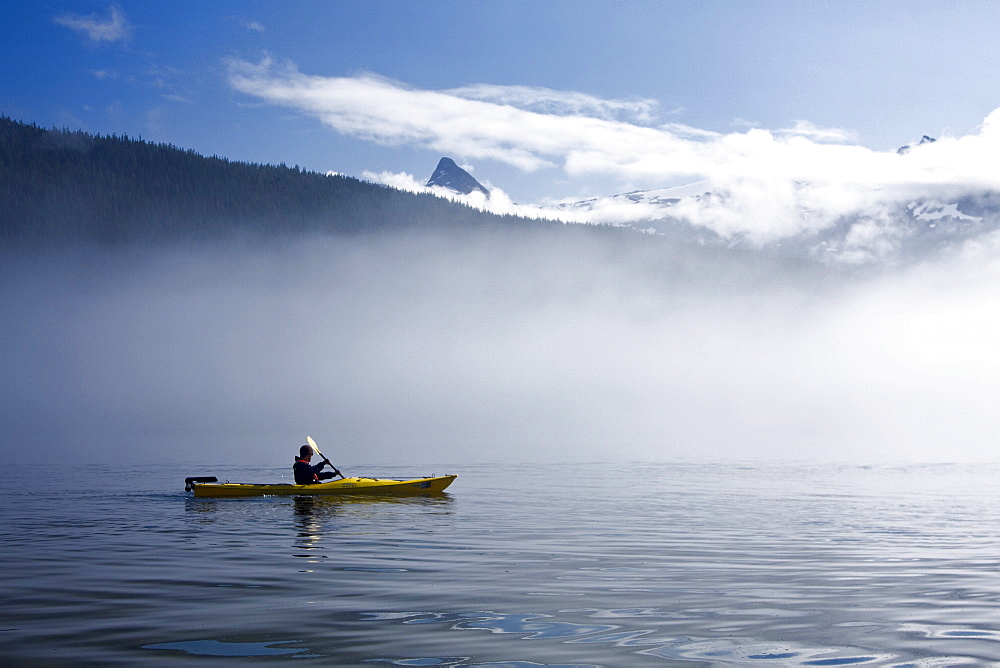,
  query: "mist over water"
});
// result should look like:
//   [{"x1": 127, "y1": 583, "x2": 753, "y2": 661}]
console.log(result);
[{"x1": 4, "y1": 227, "x2": 1000, "y2": 466}]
